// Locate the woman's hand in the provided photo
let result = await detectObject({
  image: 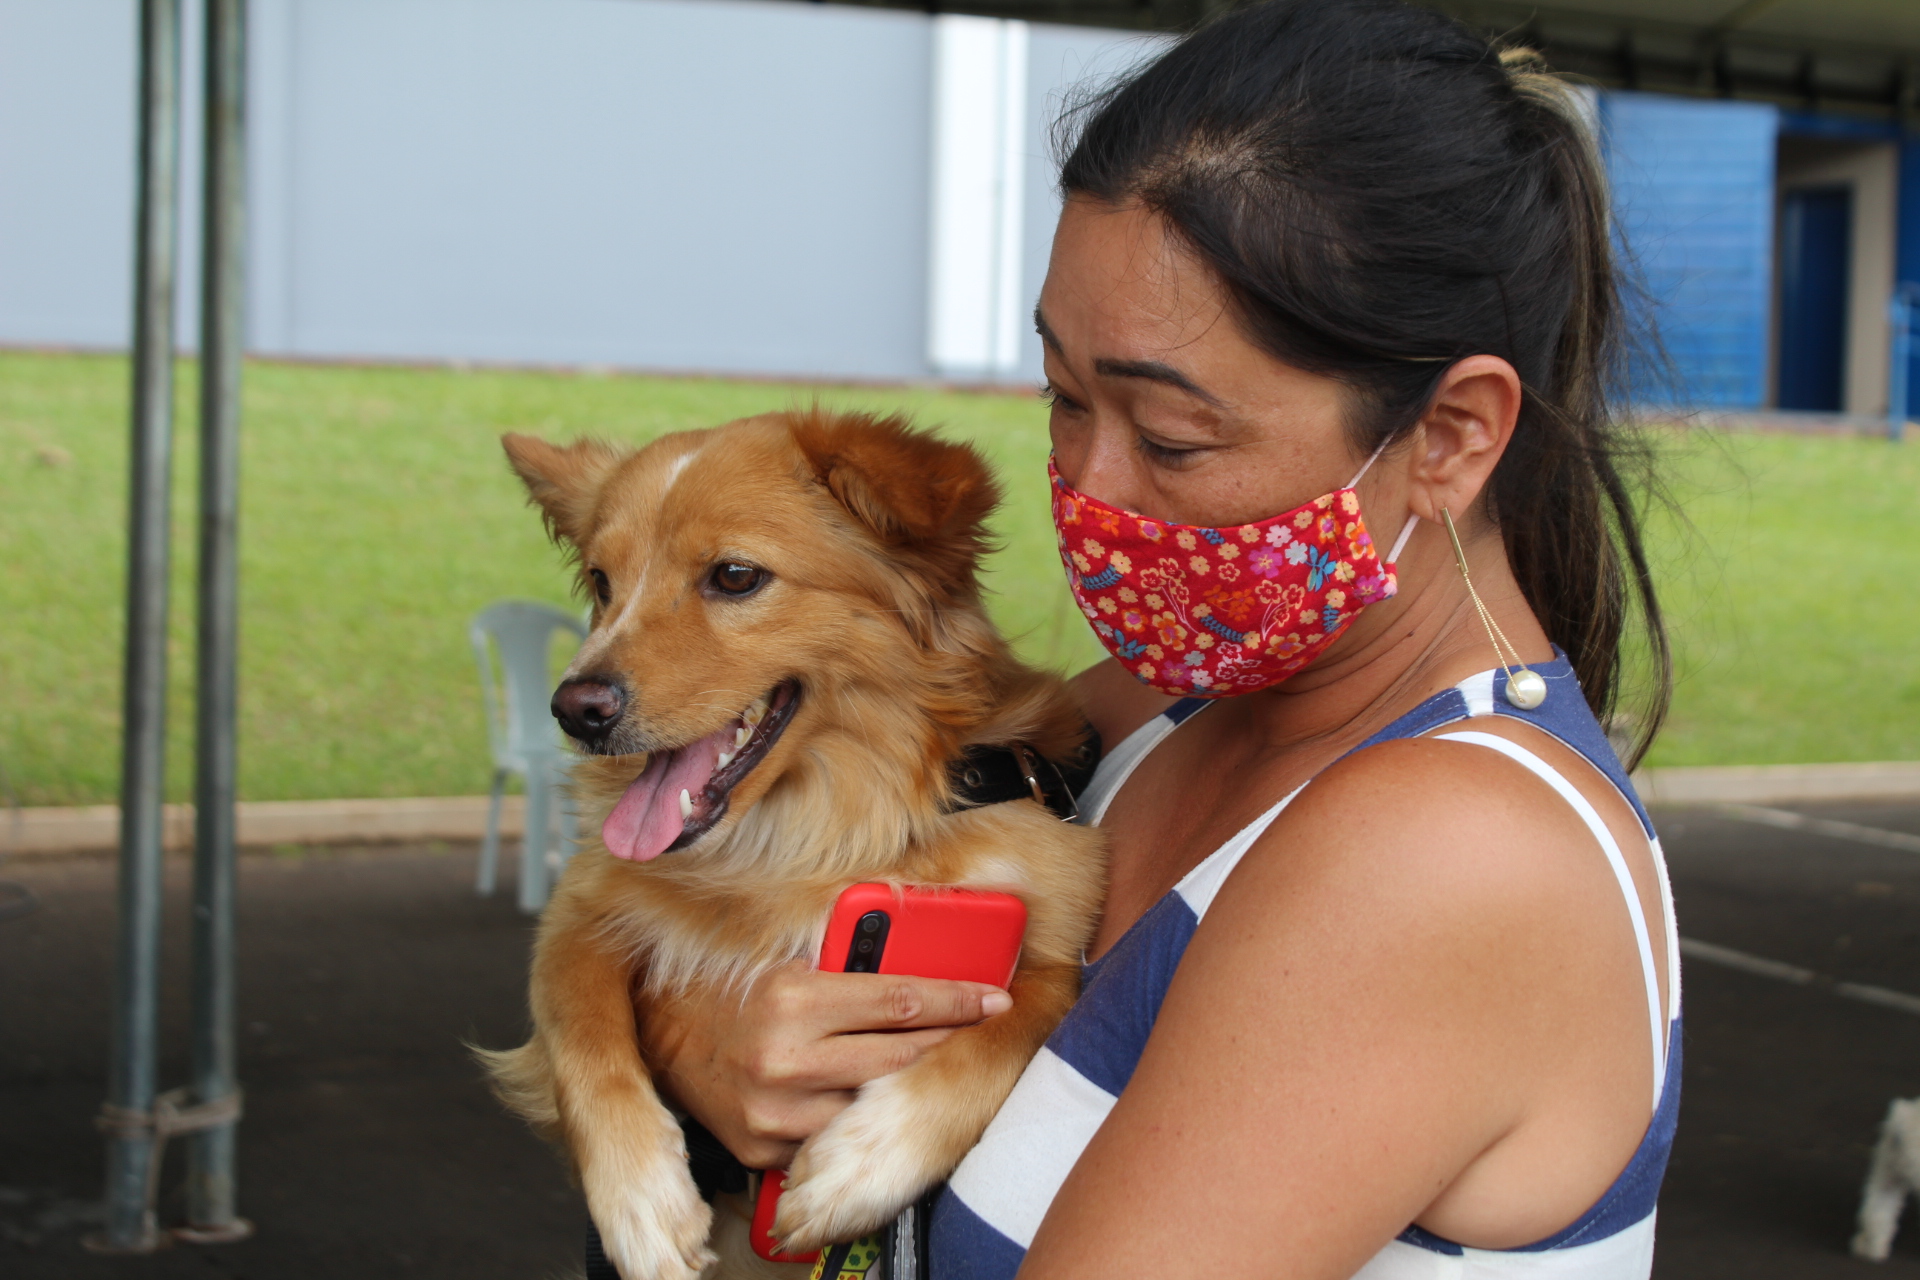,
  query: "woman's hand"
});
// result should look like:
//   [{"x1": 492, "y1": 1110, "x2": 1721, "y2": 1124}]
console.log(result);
[{"x1": 638, "y1": 960, "x2": 1013, "y2": 1169}]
